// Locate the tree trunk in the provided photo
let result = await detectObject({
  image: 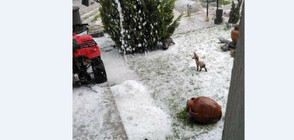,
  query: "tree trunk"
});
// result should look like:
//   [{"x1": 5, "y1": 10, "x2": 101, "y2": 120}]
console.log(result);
[{"x1": 221, "y1": 1, "x2": 244, "y2": 140}]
